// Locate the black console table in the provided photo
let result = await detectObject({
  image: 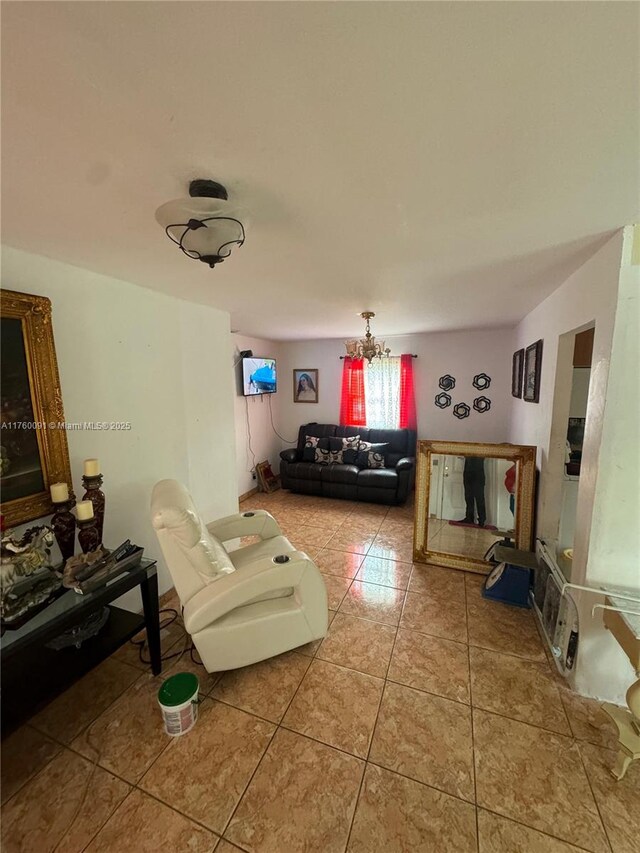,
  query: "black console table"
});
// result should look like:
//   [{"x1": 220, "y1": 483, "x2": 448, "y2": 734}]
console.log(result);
[{"x1": 1, "y1": 557, "x2": 160, "y2": 735}]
